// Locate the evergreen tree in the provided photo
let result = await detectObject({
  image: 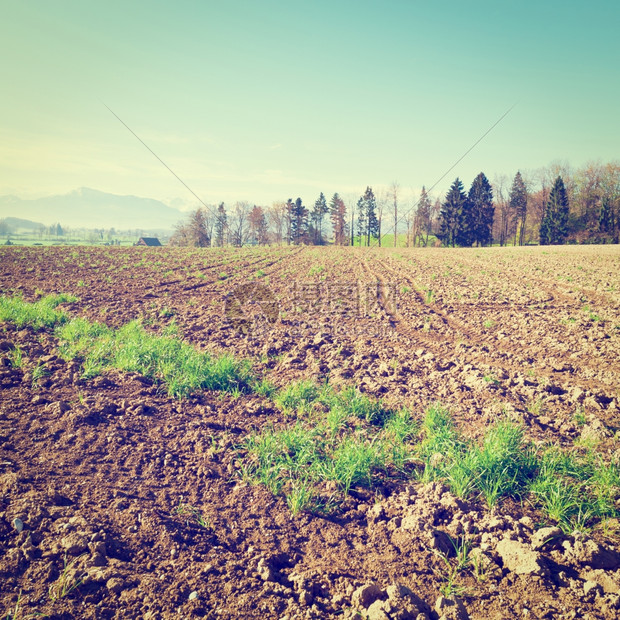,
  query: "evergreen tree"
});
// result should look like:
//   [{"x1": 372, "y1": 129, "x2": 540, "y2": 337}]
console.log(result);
[
  {"x1": 598, "y1": 197, "x2": 617, "y2": 241},
  {"x1": 189, "y1": 208, "x2": 211, "y2": 247},
  {"x1": 439, "y1": 178, "x2": 467, "y2": 247},
  {"x1": 330, "y1": 193, "x2": 348, "y2": 245},
  {"x1": 311, "y1": 192, "x2": 329, "y2": 245},
  {"x1": 356, "y1": 196, "x2": 366, "y2": 246},
  {"x1": 416, "y1": 186, "x2": 432, "y2": 246},
  {"x1": 539, "y1": 213, "x2": 550, "y2": 246},
  {"x1": 540, "y1": 176, "x2": 569, "y2": 245},
  {"x1": 509, "y1": 171, "x2": 528, "y2": 246},
  {"x1": 290, "y1": 197, "x2": 308, "y2": 245},
  {"x1": 467, "y1": 172, "x2": 494, "y2": 246},
  {"x1": 215, "y1": 202, "x2": 227, "y2": 247},
  {"x1": 454, "y1": 196, "x2": 475, "y2": 246},
  {"x1": 362, "y1": 186, "x2": 379, "y2": 246}
]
